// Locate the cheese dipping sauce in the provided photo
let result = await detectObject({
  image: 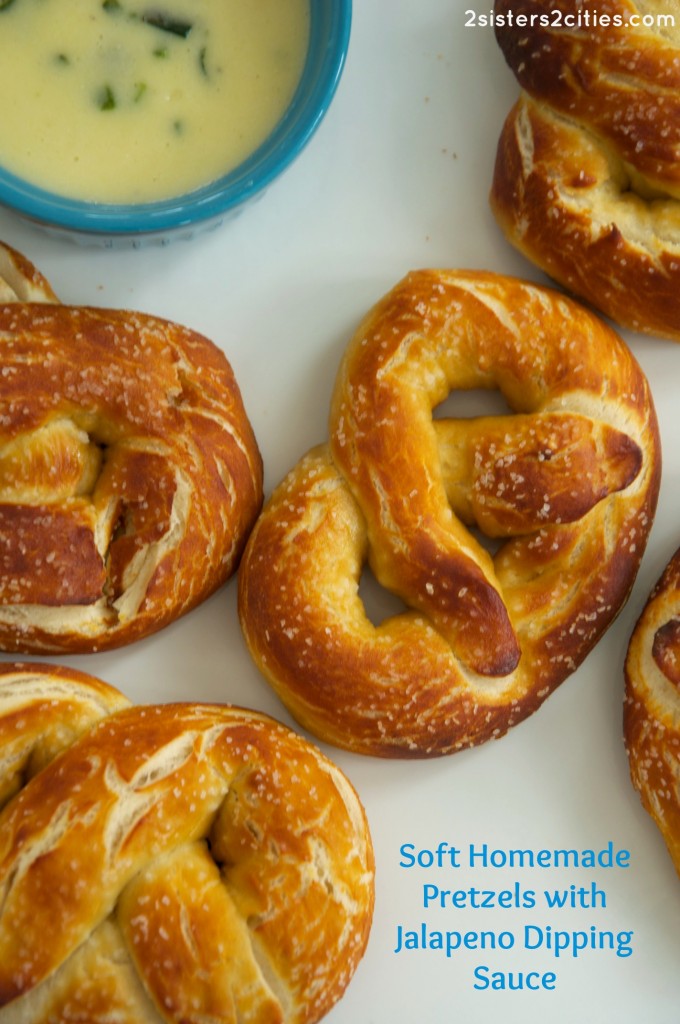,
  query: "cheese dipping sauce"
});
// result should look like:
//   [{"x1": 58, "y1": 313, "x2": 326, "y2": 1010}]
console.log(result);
[{"x1": 0, "y1": 0, "x2": 310, "y2": 203}]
